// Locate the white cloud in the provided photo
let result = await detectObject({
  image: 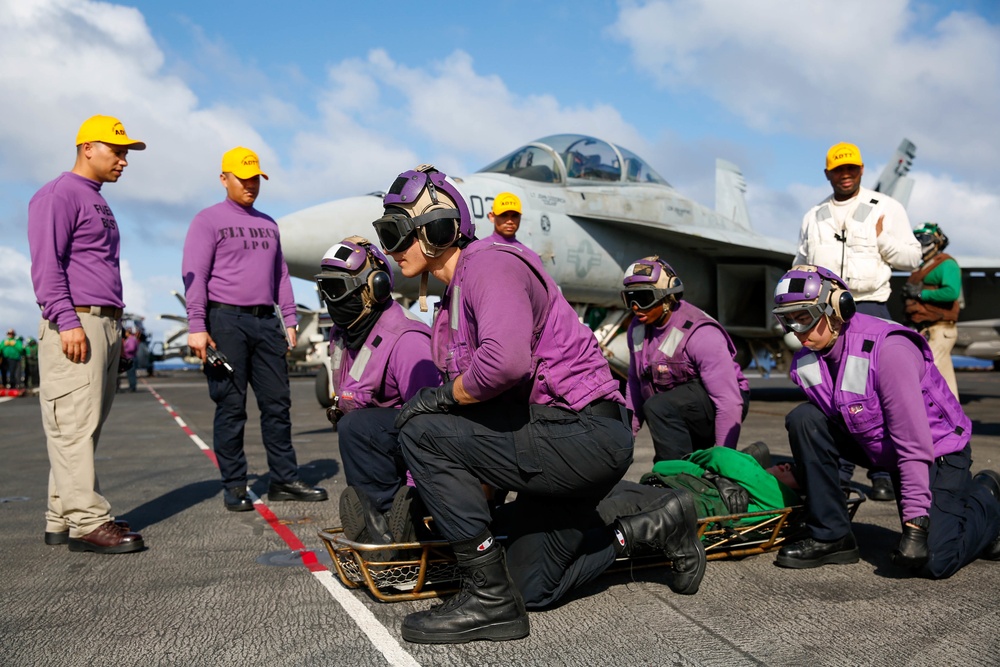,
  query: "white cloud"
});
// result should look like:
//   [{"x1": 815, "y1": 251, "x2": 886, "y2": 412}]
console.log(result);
[
  {"x1": 0, "y1": 247, "x2": 40, "y2": 339},
  {"x1": 610, "y1": 0, "x2": 1000, "y2": 180}
]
